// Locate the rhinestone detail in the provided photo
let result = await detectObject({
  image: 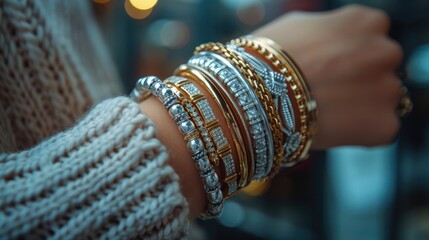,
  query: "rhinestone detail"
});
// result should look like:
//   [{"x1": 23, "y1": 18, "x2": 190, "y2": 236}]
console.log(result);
[
  {"x1": 182, "y1": 83, "x2": 201, "y2": 96},
  {"x1": 189, "y1": 54, "x2": 273, "y2": 180},
  {"x1": 196, "y1": 100, "x2": 215, "y2": 122},
  {"x1": 222, "y1": 154, "x2": 235, "y2": 177},
  {"x1": 210, "y1": 127, "x2": 228, "y2": 149}
]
